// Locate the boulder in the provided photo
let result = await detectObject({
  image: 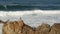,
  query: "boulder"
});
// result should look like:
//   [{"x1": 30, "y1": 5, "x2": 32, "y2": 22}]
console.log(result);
[
  {"x1": 35, "y1": 23, "x2": 50, "y2": 34},
  {"x1": 2, "y1": 21, "x2": 15, "y2": 34},
  {"x1": 49, "y1": 23, "x2": 60, "y2": 34},
  {"x1": 2, "y1": 20, "x2": 24, "y2": 34},
  {"x1": 22, "y1": 24, "x2": 34, "y2": 34}
]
